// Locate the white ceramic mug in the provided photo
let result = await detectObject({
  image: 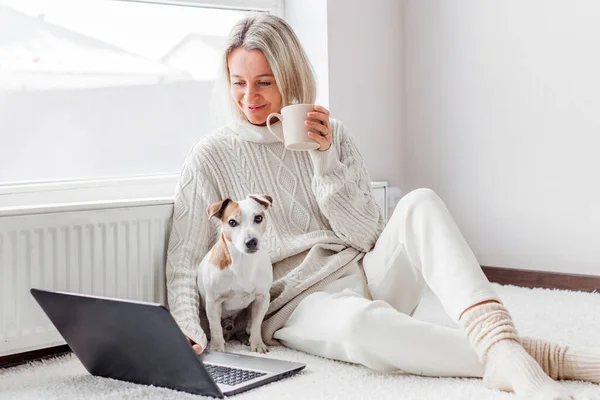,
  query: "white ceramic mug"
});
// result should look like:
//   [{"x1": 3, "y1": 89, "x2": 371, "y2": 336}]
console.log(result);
[{"x1": 266, "y1": 104, "x2": 320, "y2": 151}]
